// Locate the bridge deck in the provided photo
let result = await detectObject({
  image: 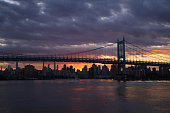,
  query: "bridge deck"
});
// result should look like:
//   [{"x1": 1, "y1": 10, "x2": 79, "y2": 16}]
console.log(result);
[{"x1": 0, "y1": 55, "x2": 169, "y2": 66}]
